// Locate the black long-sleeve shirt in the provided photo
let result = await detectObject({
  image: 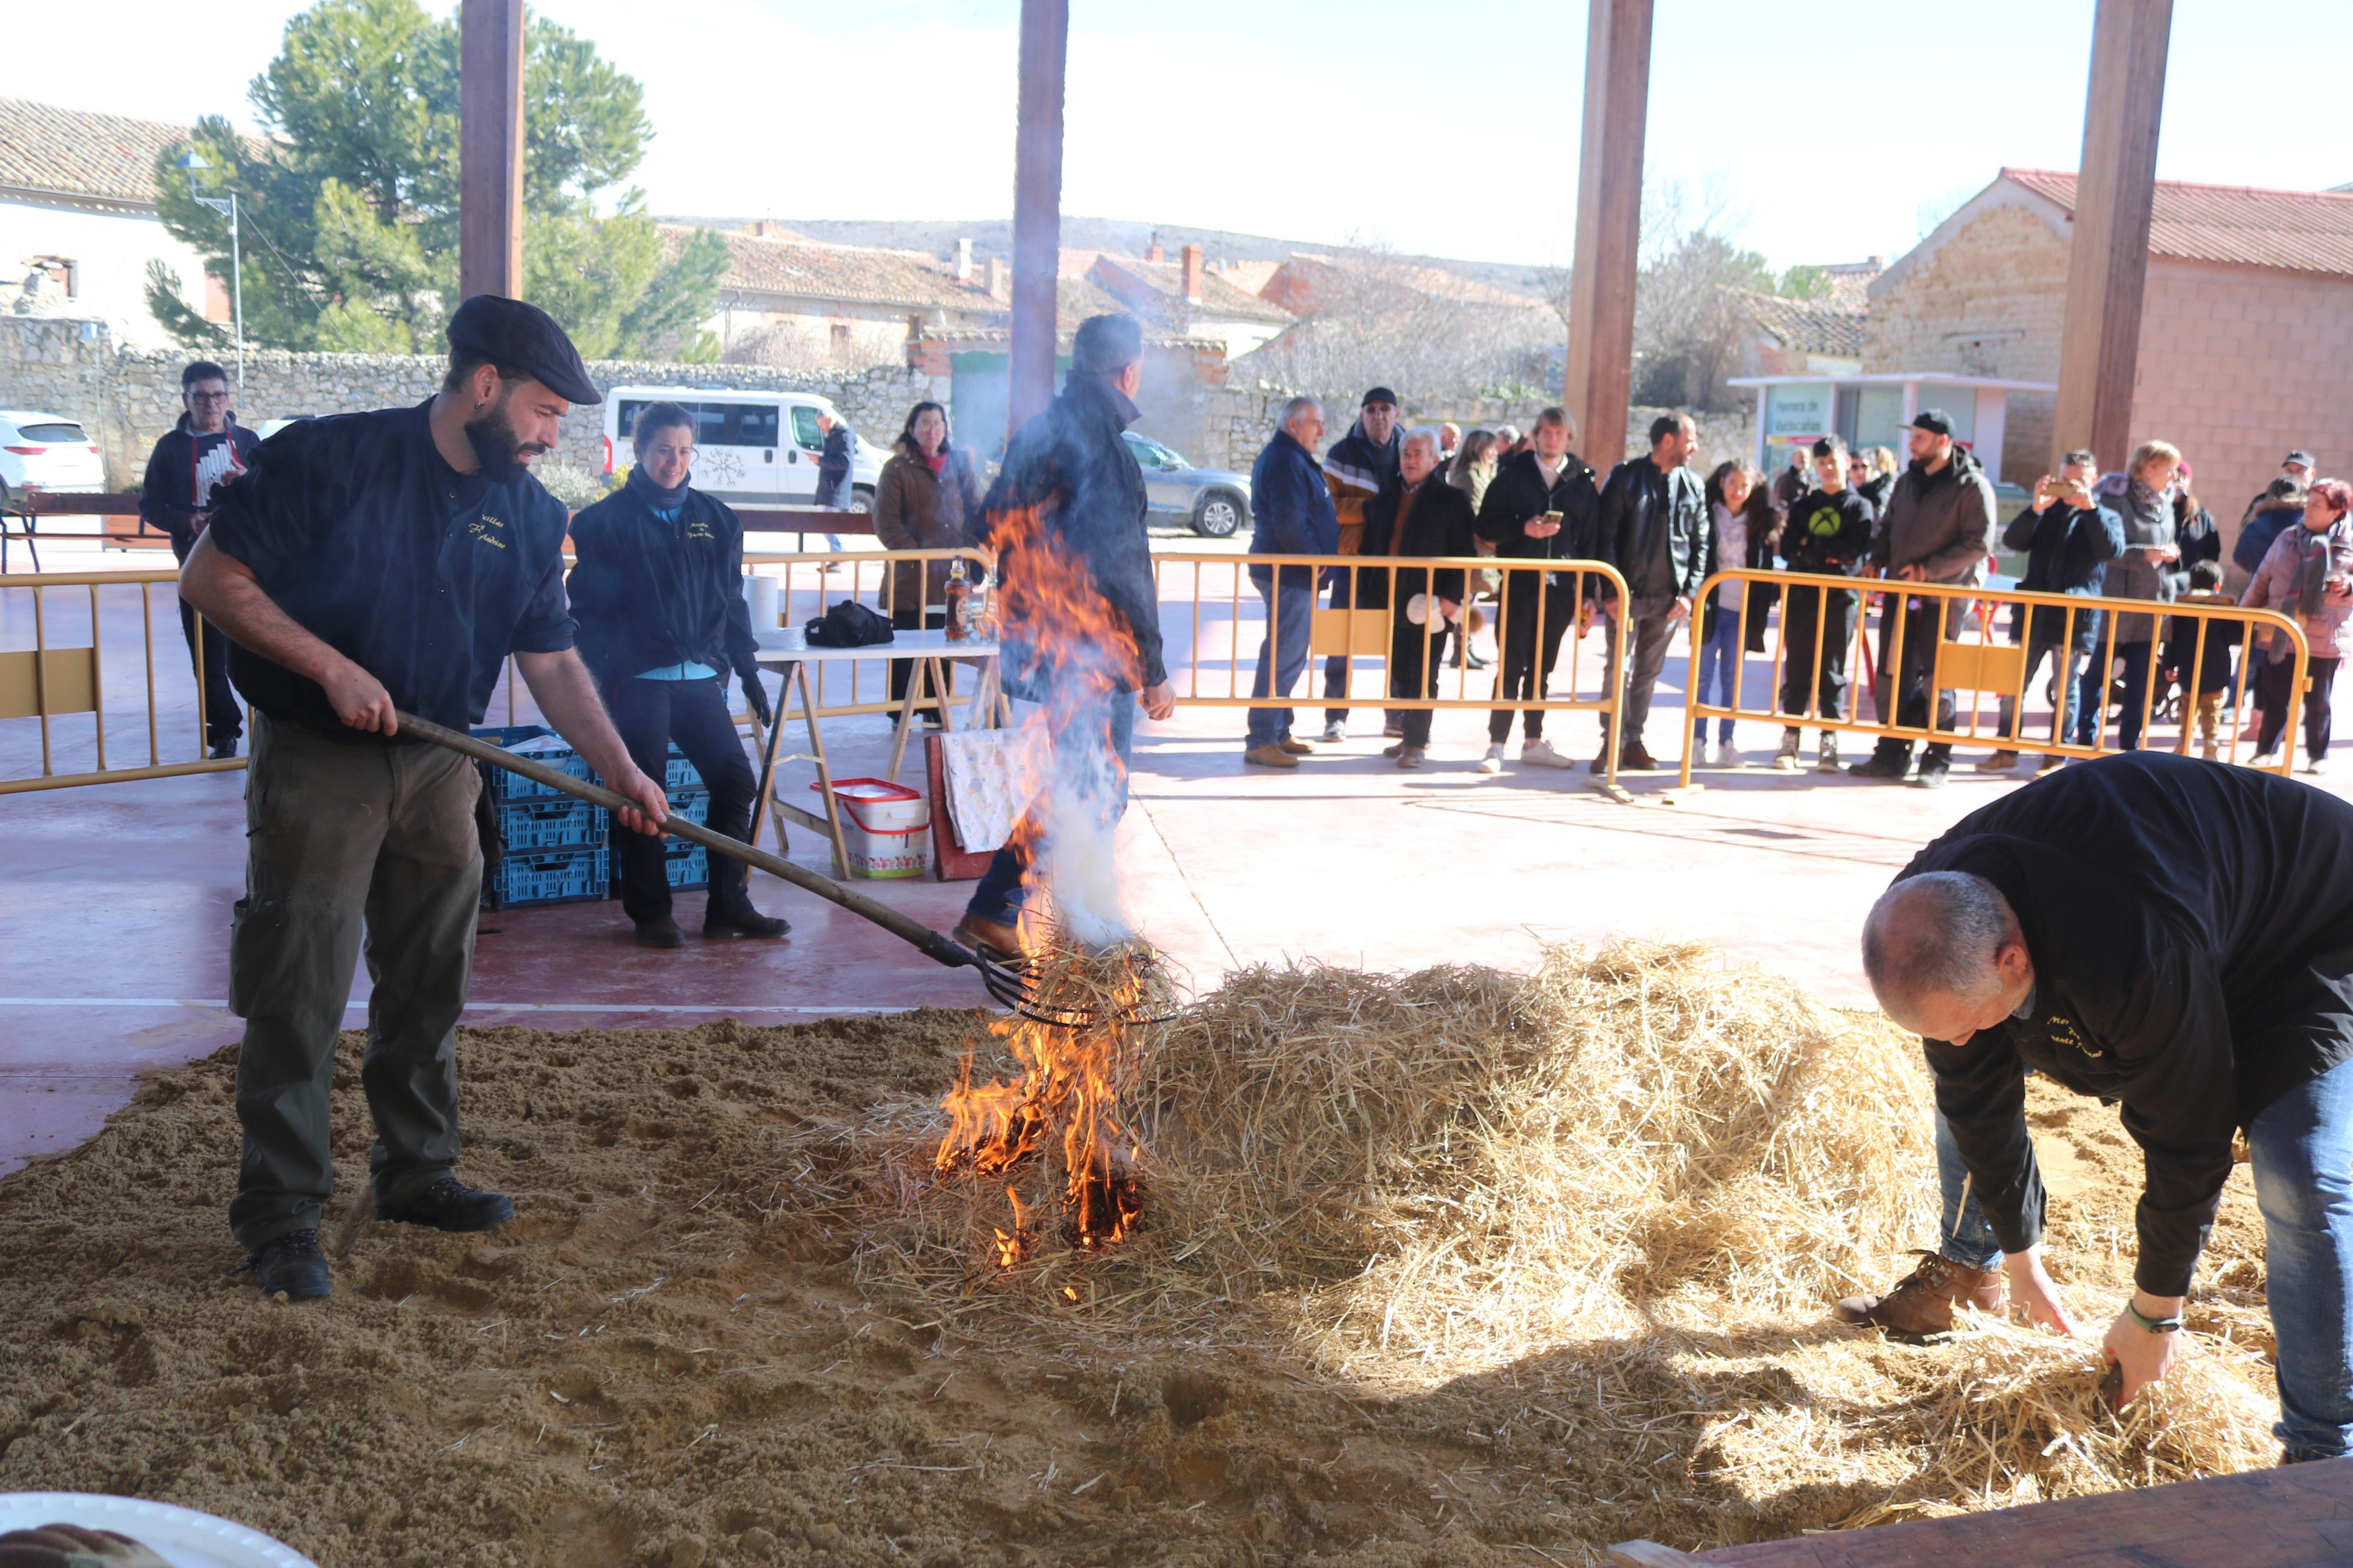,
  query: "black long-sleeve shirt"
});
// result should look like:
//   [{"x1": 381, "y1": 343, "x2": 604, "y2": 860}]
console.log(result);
[
  {"x1": 566, "y1": 472, "x2": 760, "y2": 689},
  {"x1": 1894, "y1": 752, "x2": 2353, "y2": 1294}
]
